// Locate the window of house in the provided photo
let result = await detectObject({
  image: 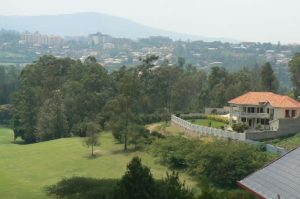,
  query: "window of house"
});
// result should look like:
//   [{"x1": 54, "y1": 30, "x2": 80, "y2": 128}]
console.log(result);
[
  {"x1": 241, "y1": 117, "x2": 246, "y2": 122},
  {"x1": 257, "y1": 107, "x2": 260, "y2": 113},
  {"x1": 248, "y1": 107, "x2": 255, "y2": 113},
  {"x1": 261, "y1": 119, "x2": 265, "y2": 125},
  {"x1": 260, "y1": 108, "x2": 264, "y2": 113},
  {"x1": 292, "y1": 110, "x2": 296, "y2": 117},
  {"x1": 257, "y1": 118, "x2": 260, "y2": 123},
  {"x1": 285, "y1": 110, "x2": 290, "y2": 118},
  {"x1": 267, "y1": 108, "x2": 269, "y2": 114}
]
